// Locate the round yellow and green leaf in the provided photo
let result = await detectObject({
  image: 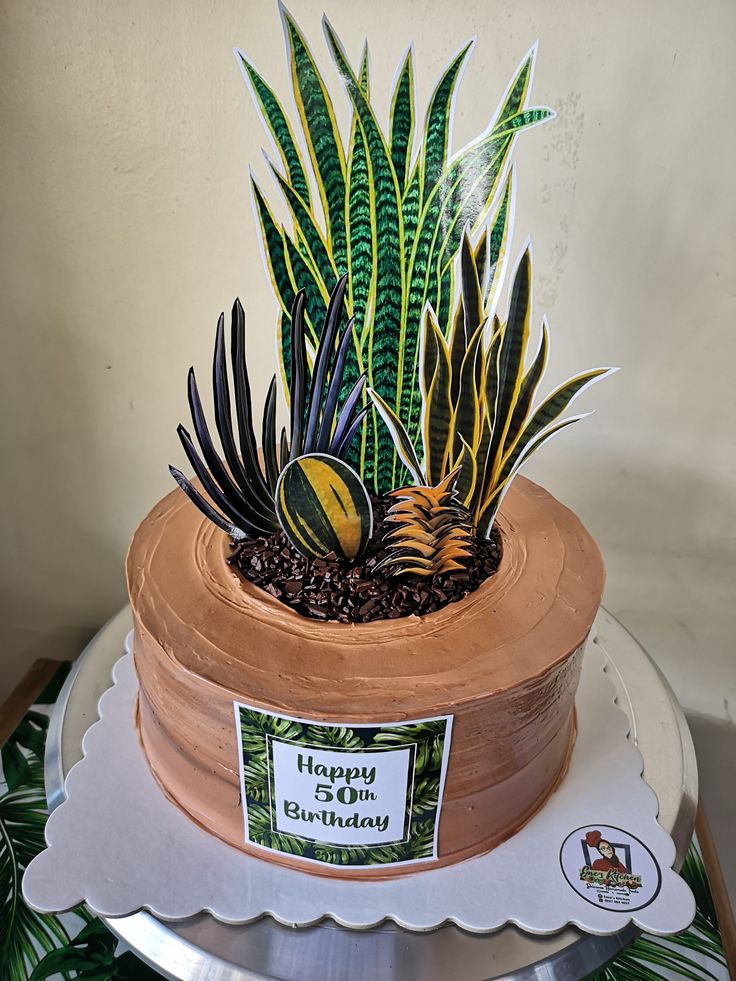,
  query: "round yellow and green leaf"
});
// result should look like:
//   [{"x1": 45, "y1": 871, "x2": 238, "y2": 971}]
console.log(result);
[{"x1": 275, "y1": 453, "x2": 373, "y2": 560}]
